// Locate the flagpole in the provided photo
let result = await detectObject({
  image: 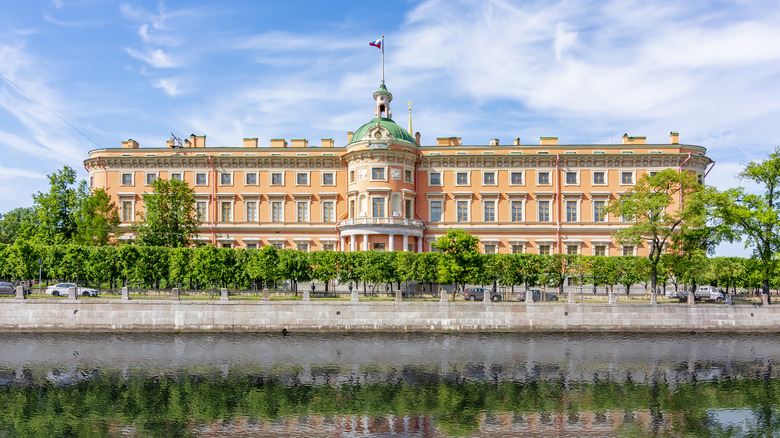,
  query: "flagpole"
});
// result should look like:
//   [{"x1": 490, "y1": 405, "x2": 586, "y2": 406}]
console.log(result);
[{"x1": 381, "y1": 33, "x2": 385, "y2": 84}]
